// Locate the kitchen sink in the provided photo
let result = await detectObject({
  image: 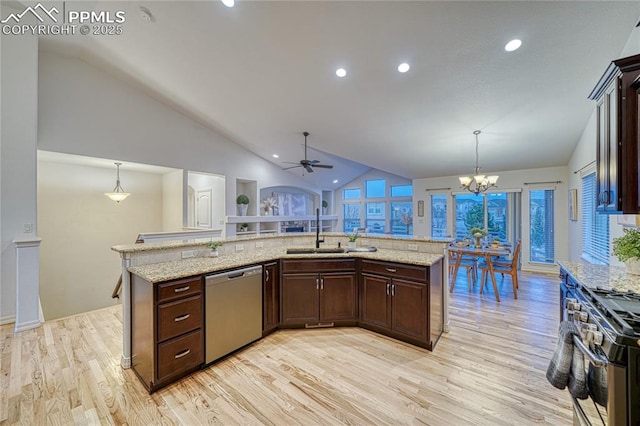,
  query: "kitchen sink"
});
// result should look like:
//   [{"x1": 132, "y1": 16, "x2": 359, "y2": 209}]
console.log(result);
[{"x1": 286, "y1": 247, "x2": 346, "y2": 254}]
